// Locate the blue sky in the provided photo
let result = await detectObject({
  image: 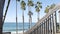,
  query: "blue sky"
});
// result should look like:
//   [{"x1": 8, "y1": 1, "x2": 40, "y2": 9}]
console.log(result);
[{"x1": 3, "y1": 0, "x2": 60, "y2": 23}]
